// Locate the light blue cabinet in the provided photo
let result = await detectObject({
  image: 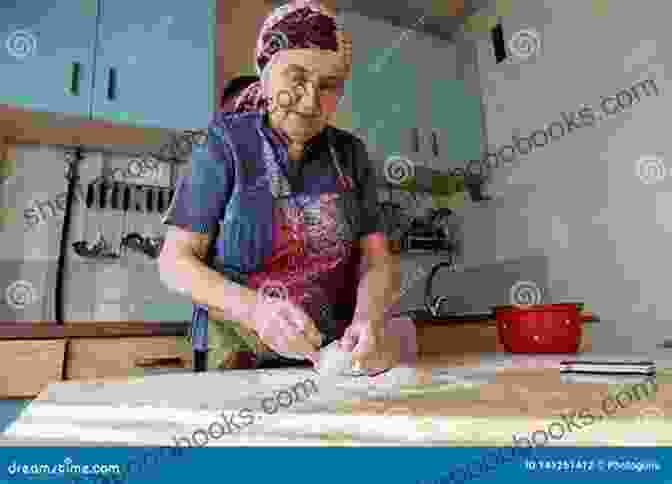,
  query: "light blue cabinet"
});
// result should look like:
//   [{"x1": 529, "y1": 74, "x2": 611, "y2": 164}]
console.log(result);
[
  {"x1": 345, "y1": 11, "x2": 418, "y2": 161},
  {"x1": 92, "y1": 0, "x2": 216, "y2": 130},
  {"x1": 430, "y1": 78, "x2": 483, "y2": 164},
  {"x1": 0, "y1": 0, "x2": 99, "y2": 117},
  {"x1": 0, "y1": 0, "x2": 215, "y2": 131}
]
